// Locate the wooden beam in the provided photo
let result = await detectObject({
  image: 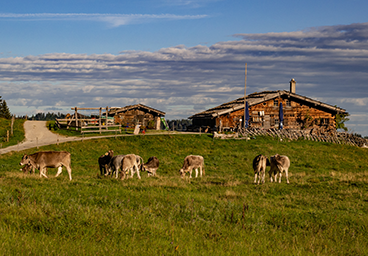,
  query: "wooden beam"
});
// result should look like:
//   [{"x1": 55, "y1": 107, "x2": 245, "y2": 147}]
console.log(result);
[
  {"x1": 71, "y1": 107, "x2": 103, "y2": 110},
  {"x1": 75, "y1": 107, "x2": 78, "y2": 131}
]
